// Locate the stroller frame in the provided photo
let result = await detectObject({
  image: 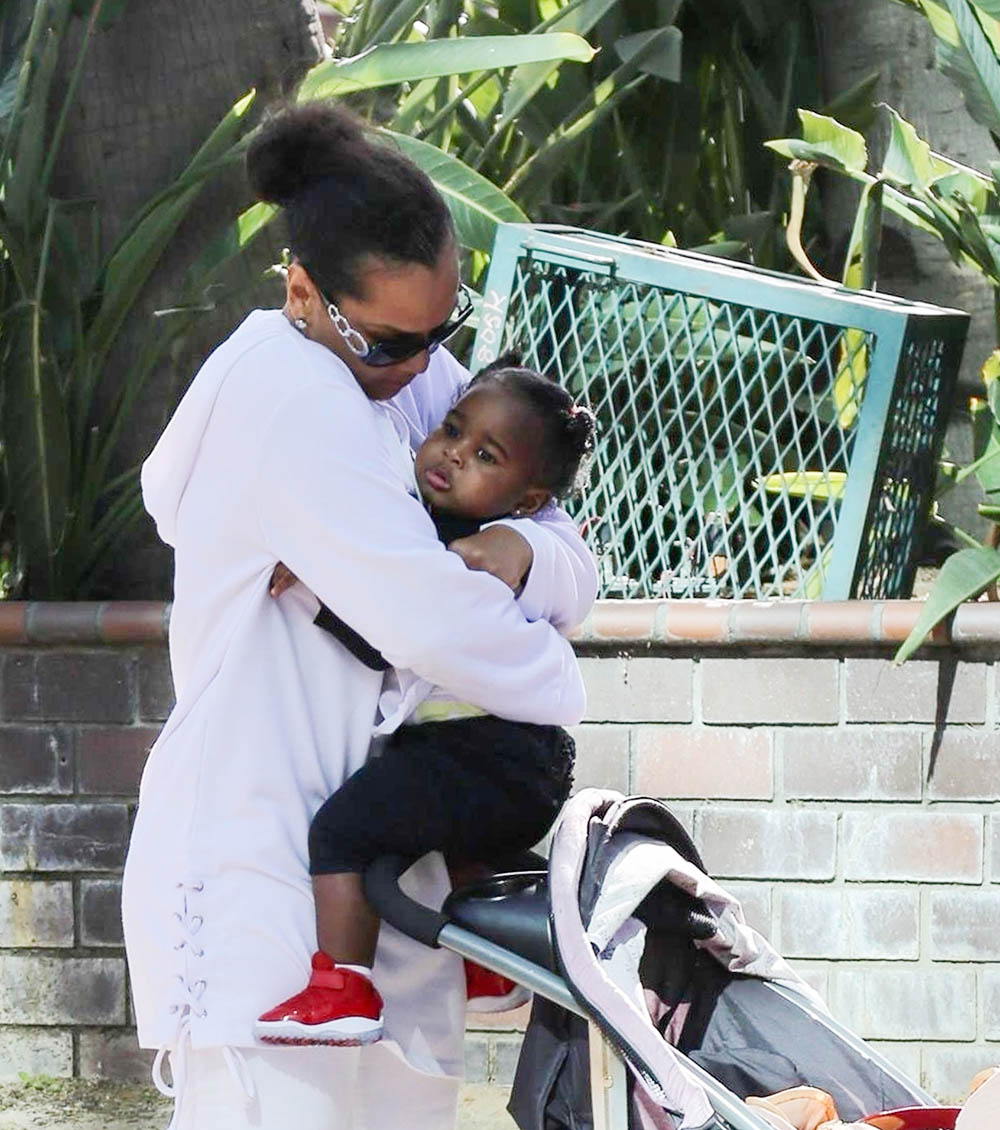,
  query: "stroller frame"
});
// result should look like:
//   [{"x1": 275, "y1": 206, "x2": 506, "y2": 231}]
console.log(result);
[
  {"x1": 364, "y1": 790, "x2": 951, "y2": 1130},
  {"x1": 368, "y1": 854, "x2": 792, "y2": 1130}
]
